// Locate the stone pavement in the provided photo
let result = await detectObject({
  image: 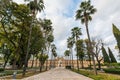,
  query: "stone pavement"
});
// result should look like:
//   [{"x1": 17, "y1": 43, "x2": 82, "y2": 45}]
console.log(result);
[{"x1": 22, "y1": 67, "x2": 93, "y2": 80}]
